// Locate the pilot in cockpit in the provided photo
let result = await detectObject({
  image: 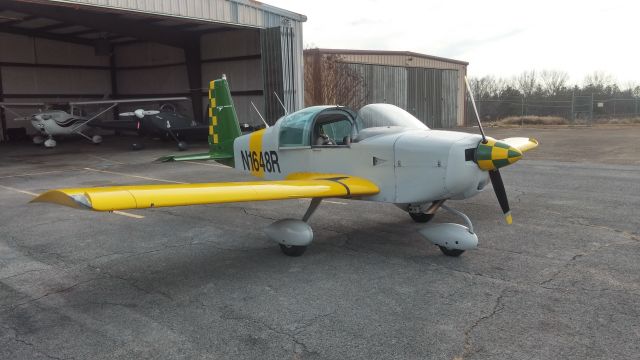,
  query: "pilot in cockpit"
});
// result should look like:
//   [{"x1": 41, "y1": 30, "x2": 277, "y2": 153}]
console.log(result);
[{"x1": 315, "y1": 126, "x2": 335, "y2": 146}]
